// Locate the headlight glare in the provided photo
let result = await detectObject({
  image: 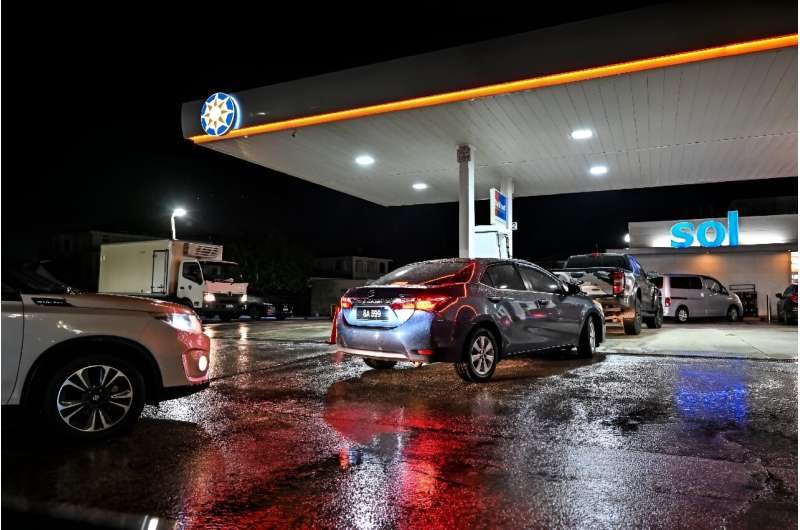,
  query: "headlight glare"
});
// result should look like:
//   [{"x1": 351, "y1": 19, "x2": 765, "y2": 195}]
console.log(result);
[
  {"x1": 154, "y1": 313, "x2": 203, "y2": 334},
  {"x1": 203, "y1": 293, "x2": 216, "y2": 303},
  {"x1": 240, "y1": 294, "x2": 248, "y2": 303}
]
